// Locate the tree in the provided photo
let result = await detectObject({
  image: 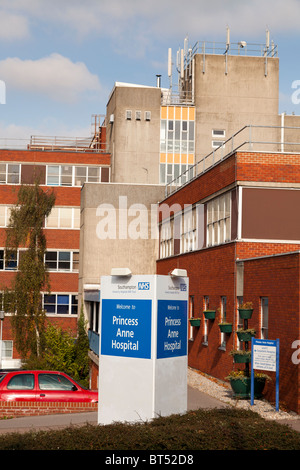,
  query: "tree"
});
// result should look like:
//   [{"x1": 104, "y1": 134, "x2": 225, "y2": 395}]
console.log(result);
[
  {"x1": 5, "y1": 181, "x2": 55, "y2": 360},
  {"x1": 23, "y1": 309, "x2": 90, "y2": 388}
]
